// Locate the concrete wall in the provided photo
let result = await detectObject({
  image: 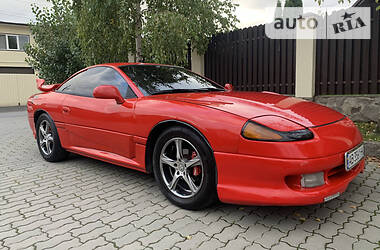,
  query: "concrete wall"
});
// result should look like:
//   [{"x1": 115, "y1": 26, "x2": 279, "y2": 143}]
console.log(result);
[
  {"x1": 295, "y1": 39, "x2": 316, "y2": 98},
  {"x1": 0, "y1": 23, "x2": 38, "y2": 107},
  {"x1": 191, "y1": 49, "x2": 204, "y2": 76},
  {"x1": 0, "y1": 74, "x2": 37, "y2": 106},
  {"x1": 315, "y1": 95, "x2": 380, "y2": 122}
]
